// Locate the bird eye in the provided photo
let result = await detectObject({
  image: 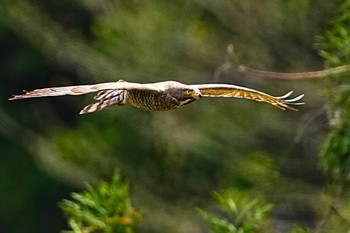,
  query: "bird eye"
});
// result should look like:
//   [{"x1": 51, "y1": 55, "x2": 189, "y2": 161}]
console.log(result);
[{"x1": 185, "y1": 90, "x2": 192, "y2": 95}]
